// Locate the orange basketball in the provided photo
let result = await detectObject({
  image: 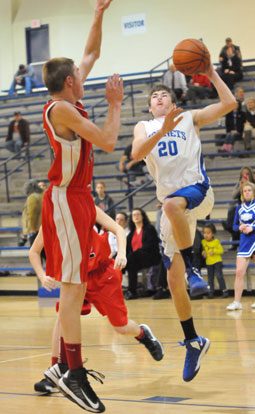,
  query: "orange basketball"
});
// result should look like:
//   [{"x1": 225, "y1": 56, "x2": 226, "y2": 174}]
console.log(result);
[{"x1": 172, "y1": 39, "x2": 211, "y2": 75}]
